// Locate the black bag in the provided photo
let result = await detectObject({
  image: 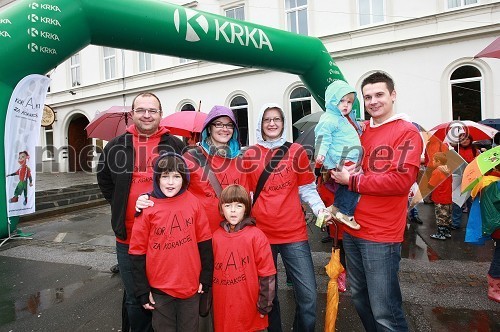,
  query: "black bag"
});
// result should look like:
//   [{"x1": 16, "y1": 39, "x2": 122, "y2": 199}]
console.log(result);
[{"x1": 199, "y1": 288, "x2": 213, "y2": 317}]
